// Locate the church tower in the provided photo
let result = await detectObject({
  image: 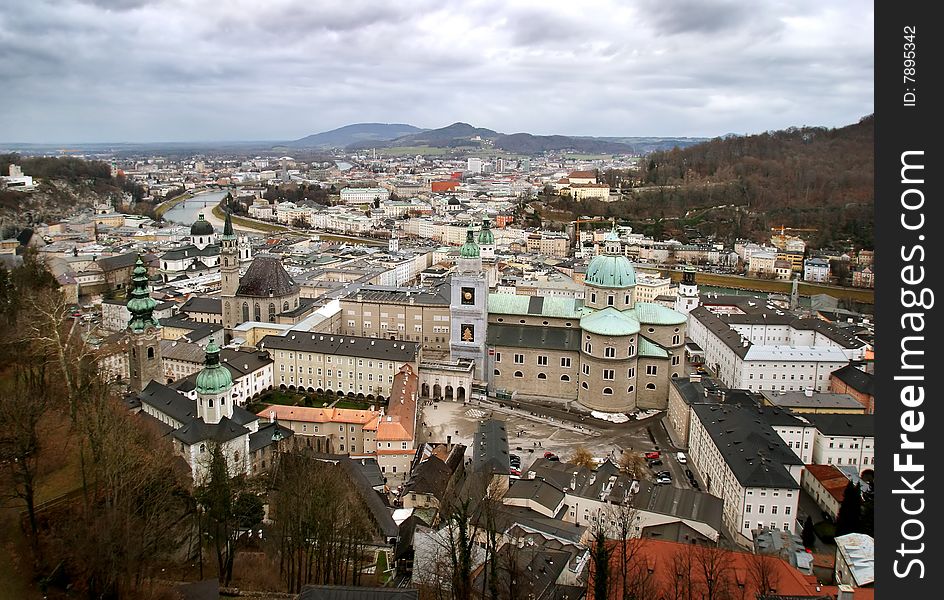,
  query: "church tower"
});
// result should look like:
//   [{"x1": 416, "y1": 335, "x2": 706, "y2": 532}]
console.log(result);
[
  {"x1": 127, "y1": 256, "x2": 163, "y2": 392},
  {"x1": 674, "y1": 266, "x2": 700, "y2": 315},
  {"x1": 221, "y1": 211, "x2": 239, "y2": 337},
  {"x1": 195, "y1": 339, "x2": 234, "y2": 424},
  {"x1": 450, "y1": 228, "x2": 488, "y2": 381},
  {"x1": 478, "y1": 218, "x2": 495, "y2": 259}
]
